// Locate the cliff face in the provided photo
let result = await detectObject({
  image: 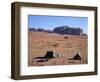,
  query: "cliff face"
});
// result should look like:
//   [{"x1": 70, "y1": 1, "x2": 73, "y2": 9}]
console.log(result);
[{"x1": 53, "y1": 26, "x2": 83, "y2": 35}]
